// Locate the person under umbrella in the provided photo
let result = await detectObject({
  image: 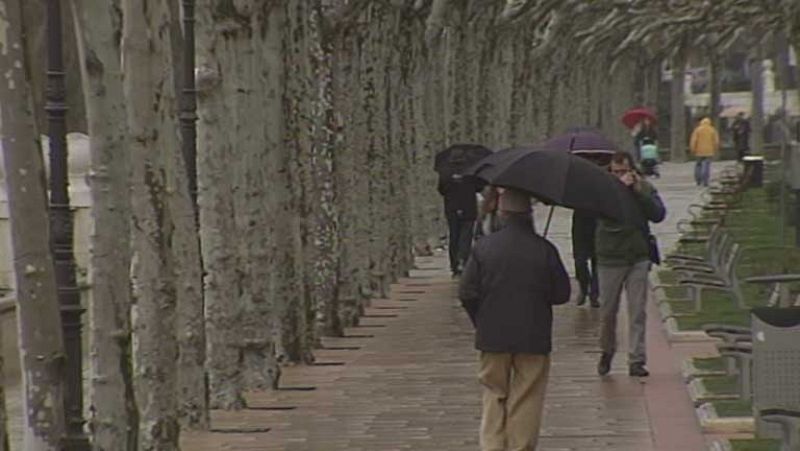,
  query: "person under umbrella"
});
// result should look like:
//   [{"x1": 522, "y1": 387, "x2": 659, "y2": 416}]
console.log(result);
[
  {"x1": 596, "y1": 151, "x2": 666, "y2": 378},
  {"x1": 542, "y1": 129, "x2": 616, "y2": 308},
  {"x1": 435, "y1": 144, "x2": 490, "y2": 276},
  {"x1": 459, "y1": 188, "x2": 571, "y2": 451},
  {"x1": 467, "y1": 147, "x2": 665, "y2": 377},
  {"x1": 622, "y1": 108, "x2": 658, "y2": 160},
  {"x1": 731, "y1": 112, "x2": 751, "y2": 161},
  {"x1": 633, "y1": 117, "x2": 658, "y2": 160},
  {"x1": 572, "y1": 209, "x2": 599, "y2": 308}
]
